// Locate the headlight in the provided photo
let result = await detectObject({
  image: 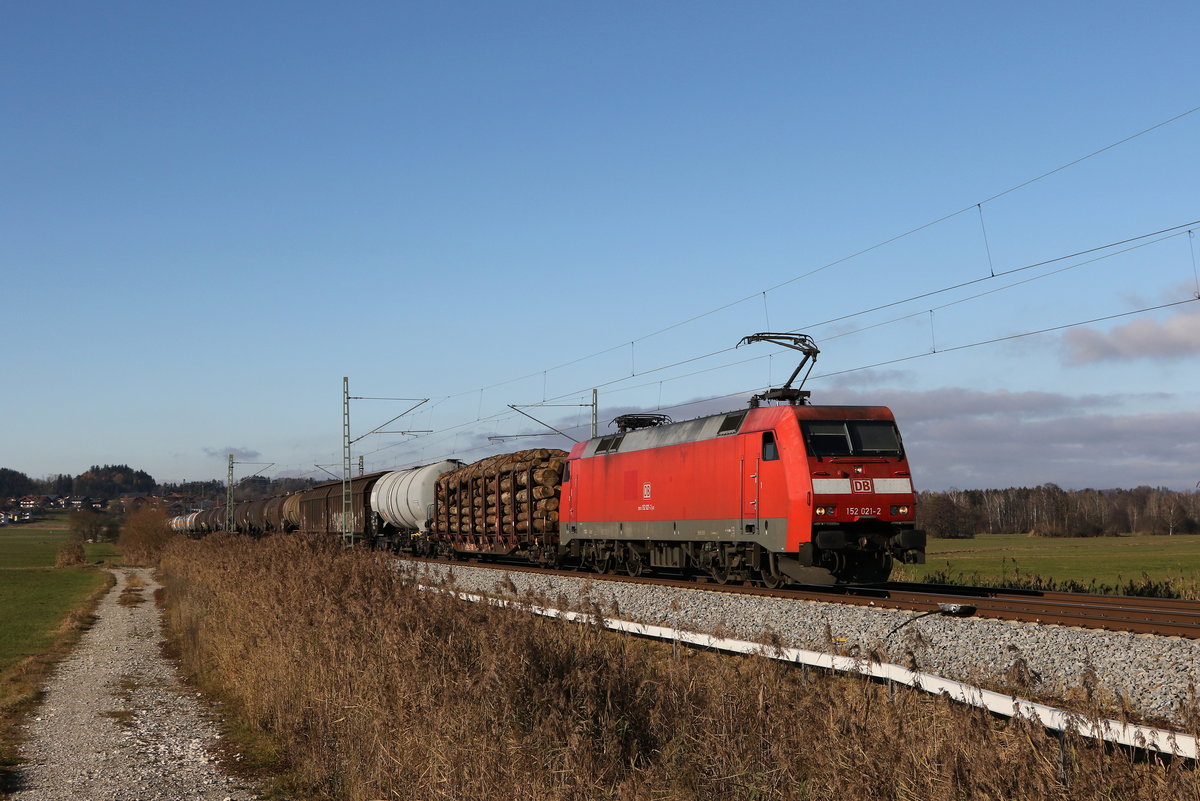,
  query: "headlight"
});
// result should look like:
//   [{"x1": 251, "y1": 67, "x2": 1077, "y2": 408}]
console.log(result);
[
  {"x1": 891, "y1": 505, "x2": 911, "y2": 516},
  {"x1": 815, "y1": 506, "x2": 837, "y2": 517}
]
